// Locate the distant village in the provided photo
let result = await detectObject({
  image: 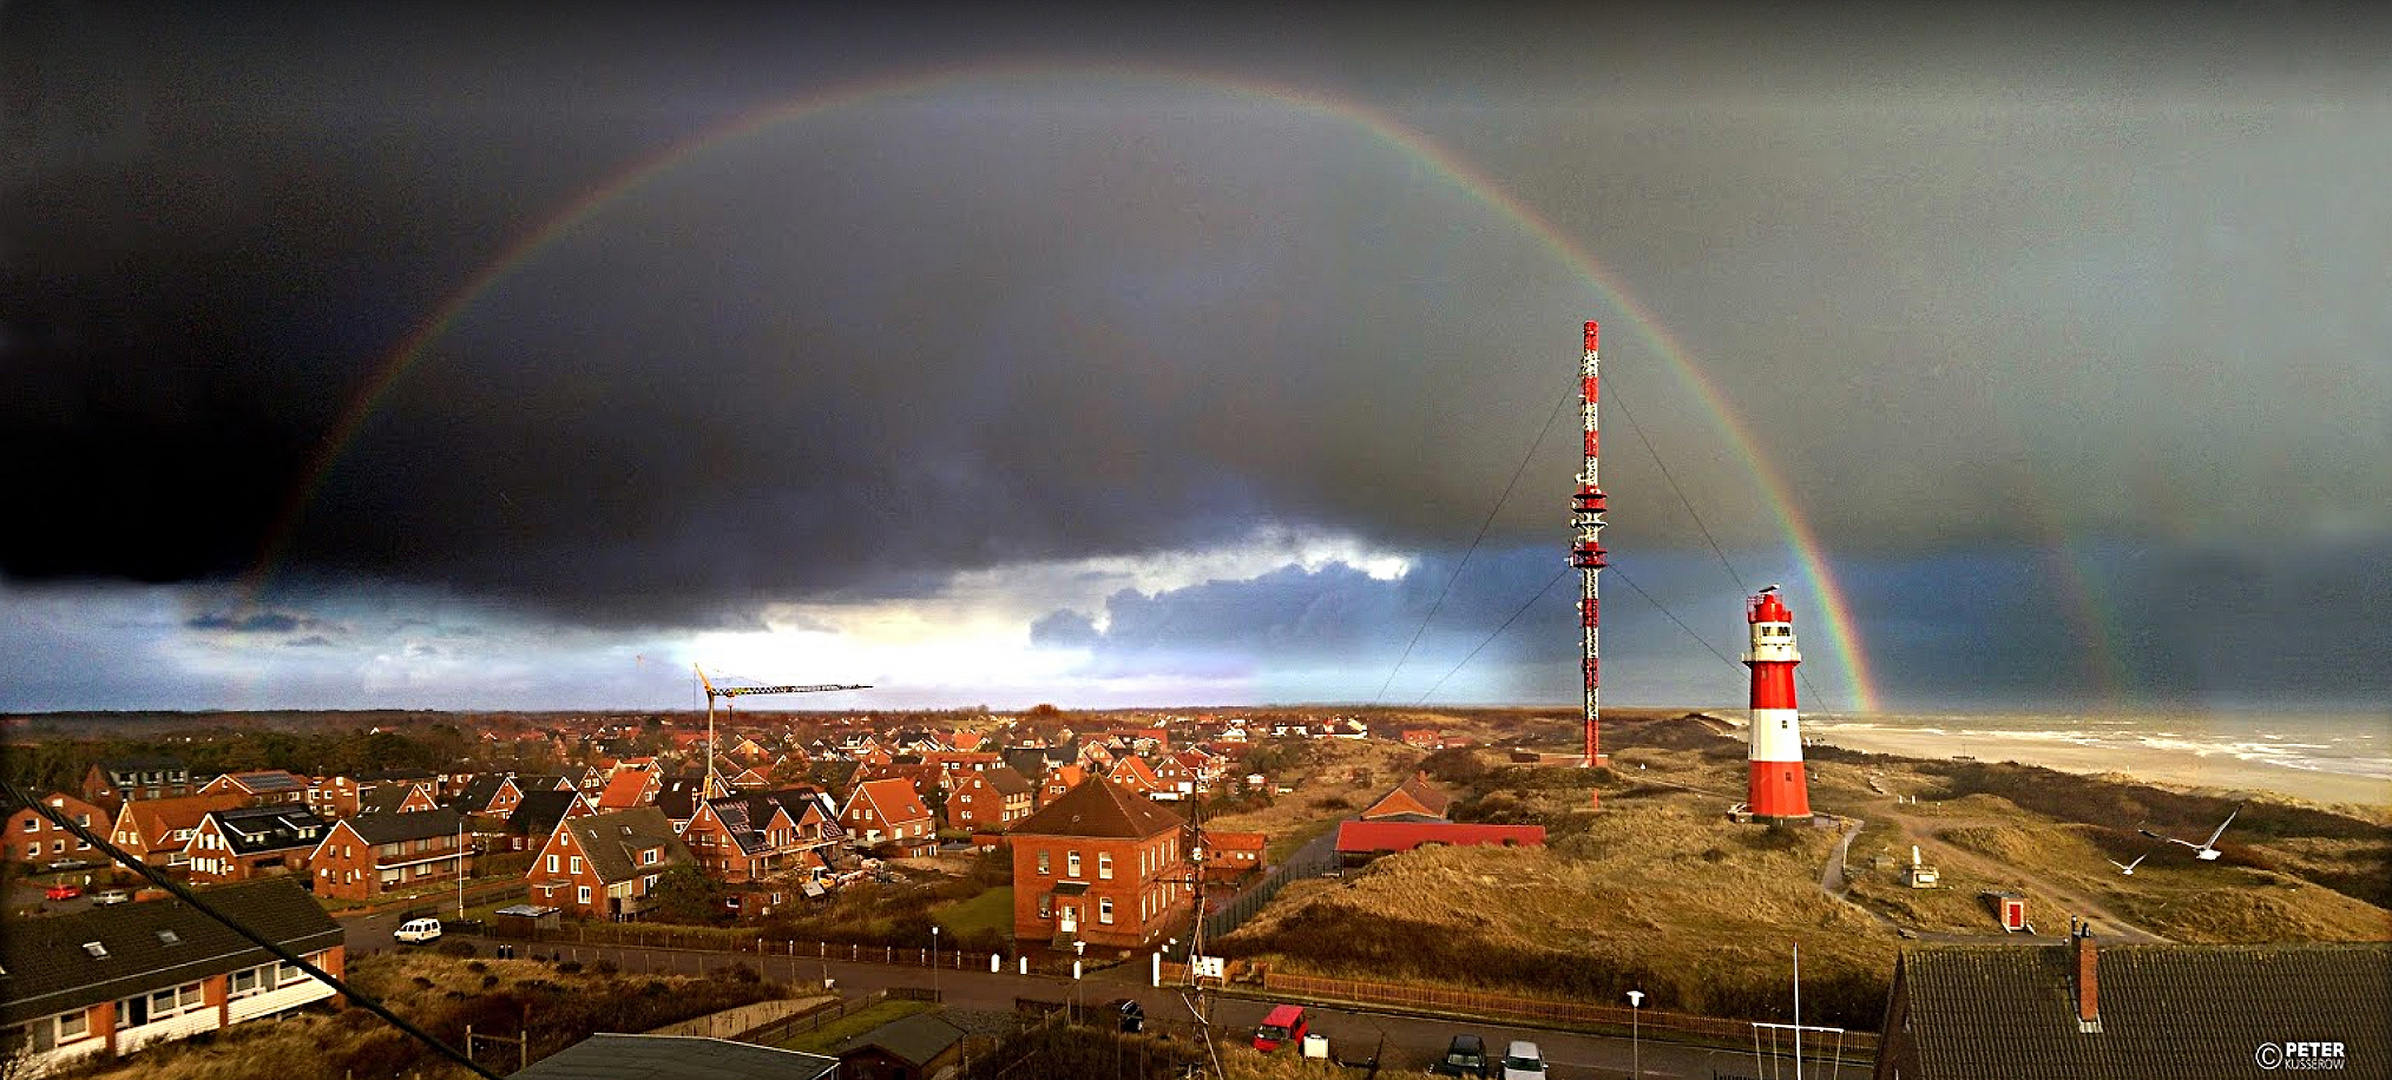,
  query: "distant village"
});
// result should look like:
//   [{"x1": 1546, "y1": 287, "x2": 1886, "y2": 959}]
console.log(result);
[{"x1": 2, "y1": 708, "x2": 1541, "y2": 1073}]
